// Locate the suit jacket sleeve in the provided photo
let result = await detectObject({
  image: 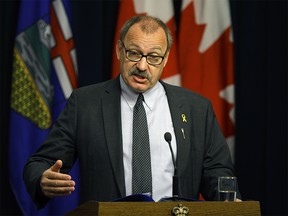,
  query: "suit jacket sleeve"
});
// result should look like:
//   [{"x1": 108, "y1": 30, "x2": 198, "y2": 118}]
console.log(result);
[
  {"x1": 199, "y1": 101, "x2": 238, "y2": 200},
  {"x1": 23, "y1": 90, "x2": 78, "y2": 208}
]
